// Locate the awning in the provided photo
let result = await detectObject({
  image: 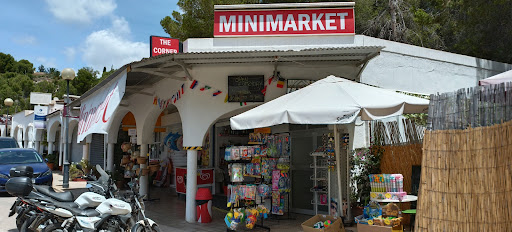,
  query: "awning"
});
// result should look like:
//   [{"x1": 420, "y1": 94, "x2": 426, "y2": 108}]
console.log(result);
[
  {"x1": 479, "y1": 69, "x2": 512, "y2": 85},
  {"x1": 77, "y1": 69, "x2": 127, "y2": 142}
]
